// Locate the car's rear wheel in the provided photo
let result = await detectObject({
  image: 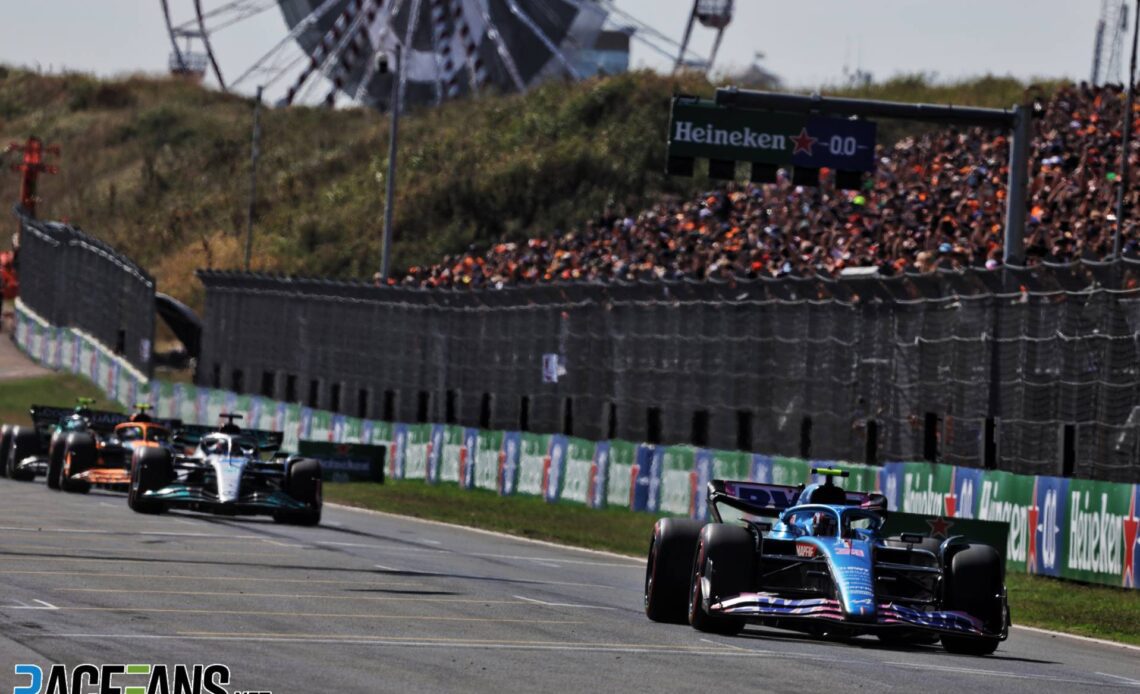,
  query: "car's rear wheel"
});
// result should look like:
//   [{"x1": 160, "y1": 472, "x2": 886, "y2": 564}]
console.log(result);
[
  {"x1": 941, "y1": 544, "x2": 1005, "y2": 656},
  {"x1": 6, "y1": 426, "x2": 40, "y2": 481},
  {"x1": 60, "y1": 432, "x2": 95, "y2": 494},
  {"x1": 129, "y1": 447, "x2": 172, "y2": 514},
  {"x1": 274, "y1": 458, "x2": 322, "y2": 526},
  {"x1": 644, "y1": 518, "x2": 703, "y2": 624},
  {"x1": 688, "y1": 523, "x2": 752, "y2": 635},
  {"x1": 0, "y1": 424, "x2": 12, "y2": 479}
]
